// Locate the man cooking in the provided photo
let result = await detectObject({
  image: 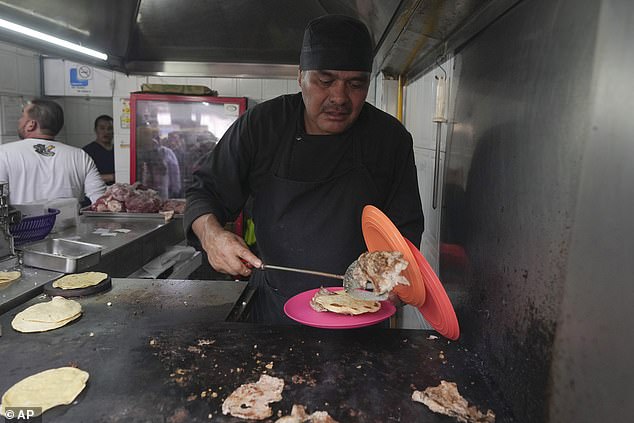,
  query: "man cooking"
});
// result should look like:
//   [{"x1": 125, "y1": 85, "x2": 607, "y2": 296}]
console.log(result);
[{"x1": 185, "y1": 15, "x2": 424, "y2": 323}]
